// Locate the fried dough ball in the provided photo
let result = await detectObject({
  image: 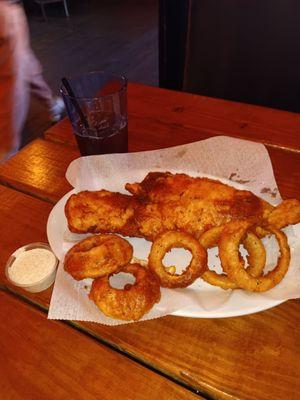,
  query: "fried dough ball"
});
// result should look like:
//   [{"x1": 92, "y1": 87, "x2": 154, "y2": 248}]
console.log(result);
[
  {"x1": 219, "y1": 221, "x2": 290, "y2": 292},
  {"x1": 199, "y1": 226, "x2": 266, "y2": 290},
  {"x1": 64, "y1": 234, "x2": 133, "y2": 280},
  {"x1": 89, "y1": 263, "x2": 161, "y2": 321},
  {"x1": 148, "y1": 231, "x2": 207, "y2": 288}
]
